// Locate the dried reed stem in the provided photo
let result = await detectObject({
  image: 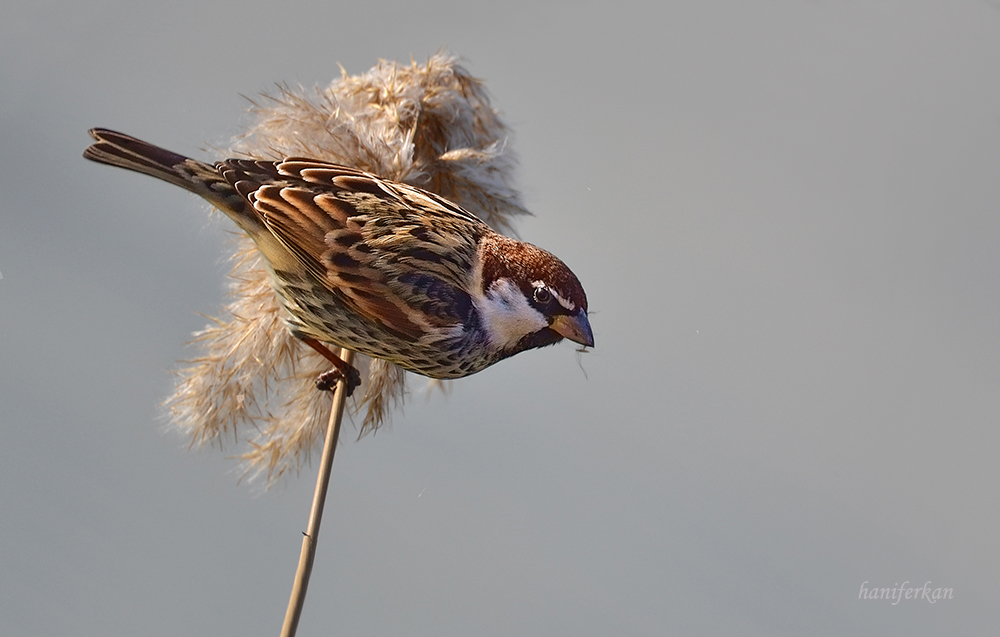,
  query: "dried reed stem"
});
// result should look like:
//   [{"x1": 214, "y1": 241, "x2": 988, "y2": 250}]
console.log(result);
[{"x1": 280, "y1": 349, "x2": 355, "y2": 637}]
